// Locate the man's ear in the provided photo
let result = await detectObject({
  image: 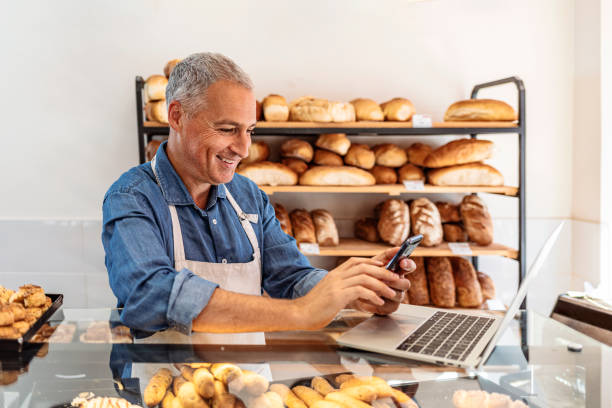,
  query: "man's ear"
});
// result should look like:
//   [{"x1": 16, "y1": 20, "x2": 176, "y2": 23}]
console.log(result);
[{"x1": 168, "y1": 100, "x2": 184, "y2": 133}]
